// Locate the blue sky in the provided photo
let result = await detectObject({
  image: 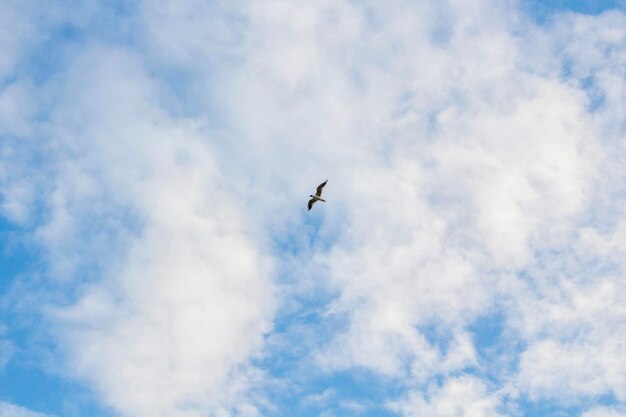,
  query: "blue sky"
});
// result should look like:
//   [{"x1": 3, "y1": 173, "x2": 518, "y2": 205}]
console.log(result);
[{"x1": 1, "y1": 1, "x2": 626, "y2": 417}]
